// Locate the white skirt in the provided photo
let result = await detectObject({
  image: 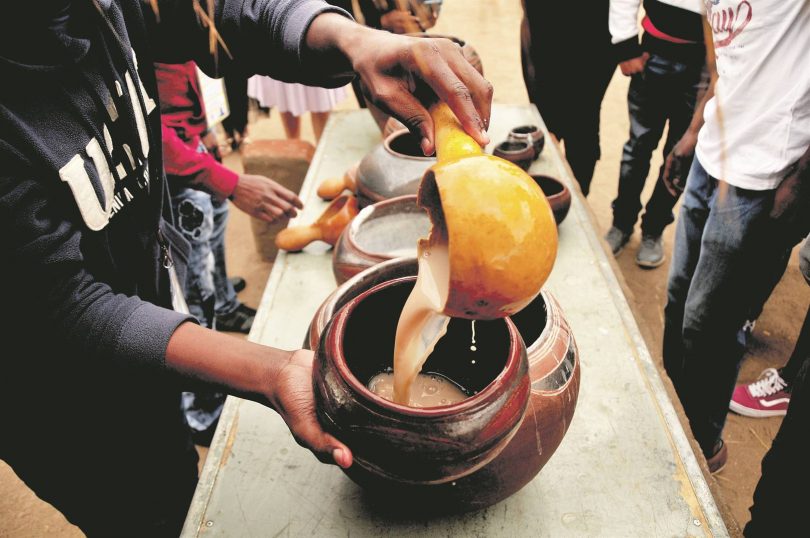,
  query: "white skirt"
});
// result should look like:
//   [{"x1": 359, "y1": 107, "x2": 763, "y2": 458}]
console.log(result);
[{"x1": 247, "y1": 76, "x2": 348, "y2": 117}]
